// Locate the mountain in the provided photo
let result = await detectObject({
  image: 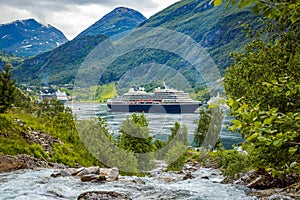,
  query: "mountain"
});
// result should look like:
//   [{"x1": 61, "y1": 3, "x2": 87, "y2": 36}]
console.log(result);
[
  {"x1": 76, "y1": 7, "x2": 146, "y2": 38},
  {"x1": 12, "y1": 7, "x2": 146, "y2": 85},
  {"x1": 12, "y1": 34, "x2": 107, "y2": 85},
  {"x1": 12, "y1": 1, "x2": 260, "y2": 88},
  {"x1": 138, "y1": 0, "x2": 260, "y2": 70},
  {"x1": 0, "y1": 19, "x2": 68, "y2": 57},
  {"x1": 97, "y1": 0, "x2": 260, "y2": 88}
]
